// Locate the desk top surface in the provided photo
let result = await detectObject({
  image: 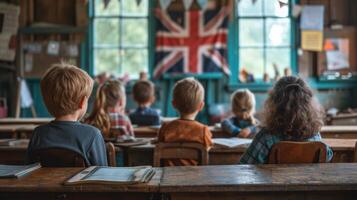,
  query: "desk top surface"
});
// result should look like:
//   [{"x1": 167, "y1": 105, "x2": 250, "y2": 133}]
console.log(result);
[
  {"x1": 1, "y1": 164, "x2": 357, "y2": 193},
  {"x1": 0, "y1": 167, "x2": 162, "y2": 193},
  {"x1": 159, "y1": 163, "x2": 357, "y2": 192},
  {"x1": 0, "y1": 118, "x2": 53, "y2": 125}
]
